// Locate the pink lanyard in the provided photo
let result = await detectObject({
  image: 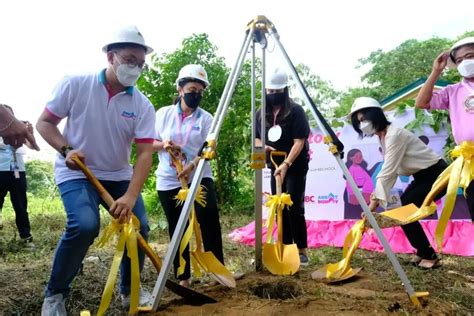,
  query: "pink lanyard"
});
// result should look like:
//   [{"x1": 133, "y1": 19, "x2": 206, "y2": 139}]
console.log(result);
[{"x1": 174, "y1": 107, "x2": 198, "y2": 147}]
